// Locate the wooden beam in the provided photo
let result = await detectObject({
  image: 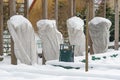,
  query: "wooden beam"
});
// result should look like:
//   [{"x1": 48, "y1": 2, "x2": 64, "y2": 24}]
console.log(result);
[
  {"x1": 42, "y1": 0, "x2": 48, "y2": 19},
  {"x1": 104, "y1": 0, "x2": 106, "y2": 17},
  {"x1": 29, "y1": 0, "x2": 37, "y2": 13},
  {"x1": 89, "y1": 0, "x2": 94, "y2": 20},
  {"x1": 9, "y1": 0, "x2": 16, "y2": 16},
  {"x1": 9, "y1": 0, "x2": 17, "y2": 65},
  {"x1": 85, "y1": 0, "x2": 89, "y2": 72},
  {"x1": 69, "y1": 0, "x2": 74, "y2": 17},
  {"x1": 42, "y1": 52, "x2": 46, "y2": 65},
  {"x1": 88, "y1": 0, "x2": 94, "y2": 54},
  {"x1": 24, "y1": 0, "x2": 29, "y2": 18},
  {"x1": 54, "y1": 0, "x2": 58, "y2": 27},
  {"x1": 114, "y1": 0, "x2": 119, "y2": 50},
  {"x1": 42, "y1": 0, "x2": 48, "y2": 64},
  {"x1": 0, "y1": 0, "x2": 3, "y2": 56},
  {"x1": 97, "y1": 0, "x2": 106, "y2": 17},
  {"x1": 73, "y1": 0, "x2": 76, "y2": 16}
]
